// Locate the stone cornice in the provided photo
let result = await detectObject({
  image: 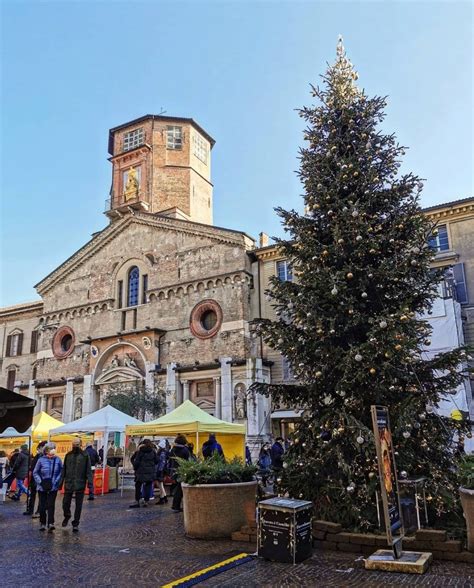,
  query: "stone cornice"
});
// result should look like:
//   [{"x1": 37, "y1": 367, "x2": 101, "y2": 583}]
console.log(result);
[
  {"x1": 254, "y1": 245, "x2": 284, "y2": 261},
  {"x1": 36, "y1": 213, "x2": 255, "y2": 296},
  {"x1": 42, "y1": 298, "x2": 115, "y2": 323},
  {"x1": 0, "y1": 300, "x2": 44, "y2": 320},
  {"x1": 424, "y1": 201, "x2": 474, "y2": 223}
]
